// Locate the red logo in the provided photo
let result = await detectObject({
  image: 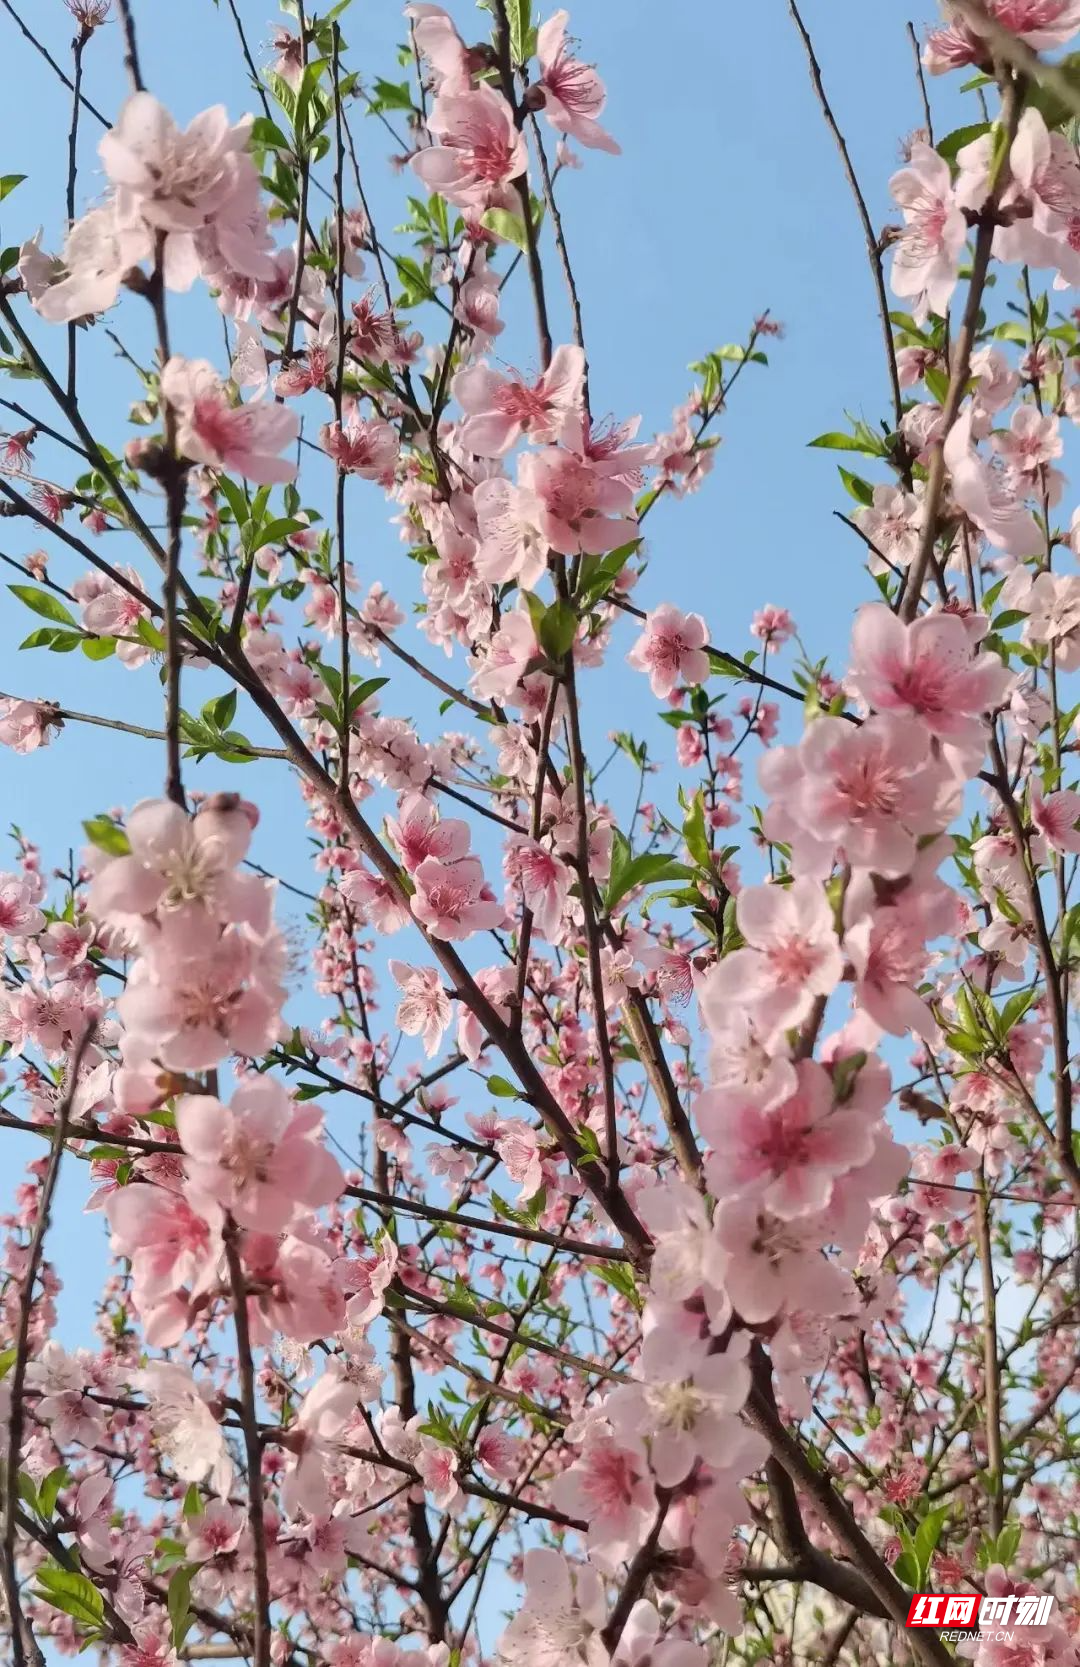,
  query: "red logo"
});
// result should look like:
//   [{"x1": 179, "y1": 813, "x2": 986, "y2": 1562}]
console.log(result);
[{"x1": 906, "y1": 1593, "x2": 980, "y2": 1629}]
